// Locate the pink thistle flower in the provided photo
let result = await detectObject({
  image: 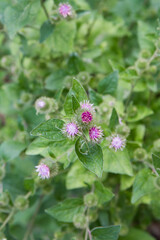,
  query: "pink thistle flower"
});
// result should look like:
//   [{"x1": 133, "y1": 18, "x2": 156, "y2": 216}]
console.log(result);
[
  {"x1": 59, "y1": 3, "x2": 72, "y2": 18},
  {"x1": 81, "y1": 111, "x2": 93, "y2": 123},
  {"x1": 89, "y1": 126, "x2": 103, "y2": 142},
  {"x1": 80, "y1": 100, "x2": 95, "y2": 113},
  {"x1": 109, "y1": 134, "x2": 126, "y2": 151},
  {"x1": 63, "y1": 122, "x2": 80, "y2": 139},
  {"x1": 36, "y1": 99, "x2": 46, "y2": 108},
  {"x1": 35, "y1": 164, "x2": 50, "y2": 179}
]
